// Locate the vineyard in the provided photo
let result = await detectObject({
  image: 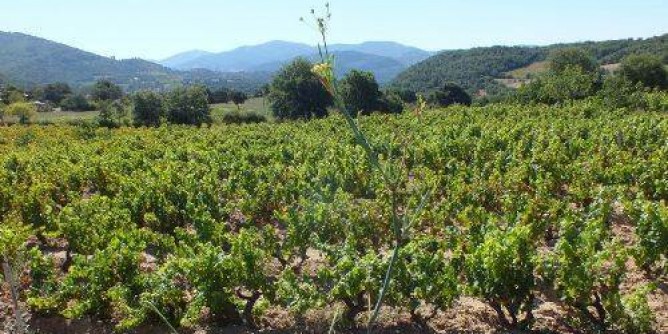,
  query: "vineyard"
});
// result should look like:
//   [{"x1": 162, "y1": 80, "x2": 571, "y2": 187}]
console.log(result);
[{"x1": 1, "y1": 101, "x2": 668, "y2": 333}]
